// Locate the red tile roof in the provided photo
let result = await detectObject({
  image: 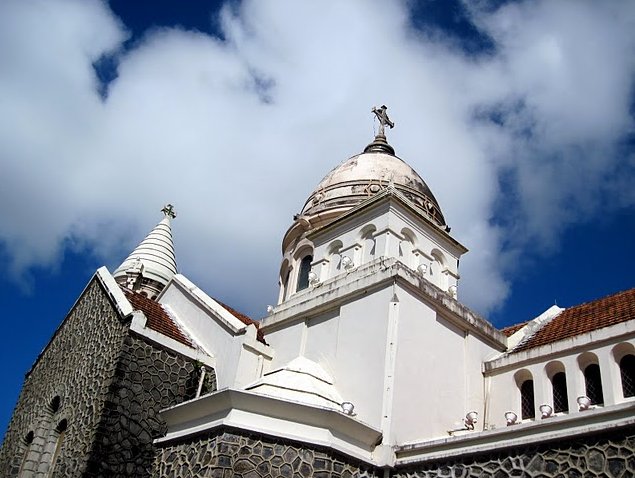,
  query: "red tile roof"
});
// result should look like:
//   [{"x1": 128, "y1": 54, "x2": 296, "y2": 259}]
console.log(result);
[
  {"x1": 512, "y1": 288, "x2": 635, "y2": 353},
  {"x1": 500, "y1": 321, "x2": 528, "y2": 337},
  {"x1": 122, "y1": 288, "x2": 194, "y2": 348},
  {"x1": 215, "y1": 299, "x2": 267, "y2": 344}
]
